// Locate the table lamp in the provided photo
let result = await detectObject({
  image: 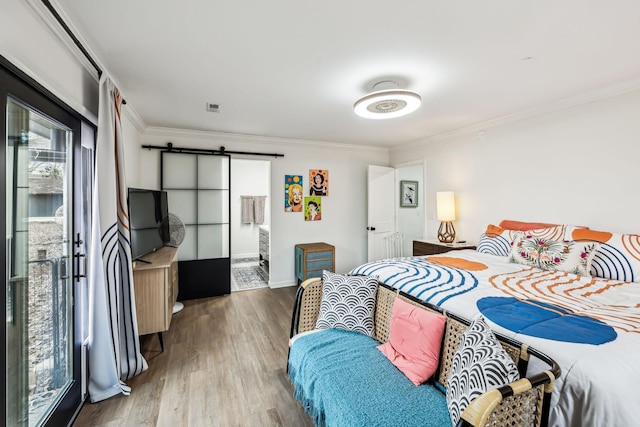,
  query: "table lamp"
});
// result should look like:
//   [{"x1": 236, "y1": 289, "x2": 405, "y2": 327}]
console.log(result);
[{"x1": 436, "y1": 191, "x2": 456, "y2": 243}]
